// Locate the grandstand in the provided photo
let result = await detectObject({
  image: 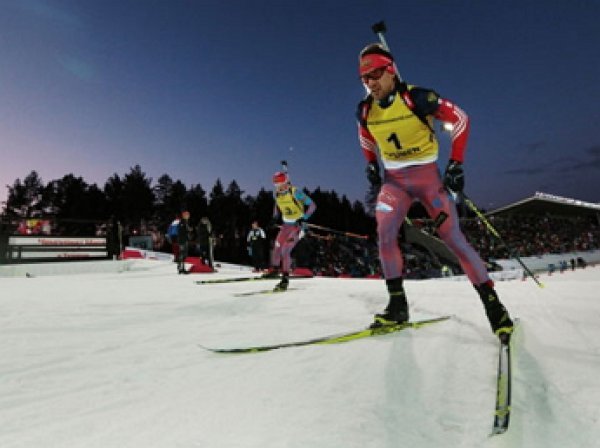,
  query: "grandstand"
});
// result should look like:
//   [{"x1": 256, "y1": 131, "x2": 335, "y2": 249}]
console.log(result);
[
  {"x1": 399, "y1": 192, "x2": 600, "y2": 279},
  {"x1": 486, "y1": 192, "x2": 600, "y2": 219},
  {"x1": 475, "y1": 192, "x2": 600, "y2": 273}
]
